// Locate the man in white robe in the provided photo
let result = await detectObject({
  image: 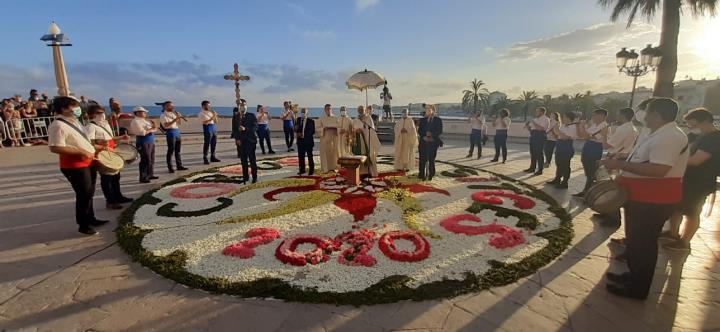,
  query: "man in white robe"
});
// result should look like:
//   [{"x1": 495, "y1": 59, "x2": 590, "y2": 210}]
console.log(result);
[
  {"x1": 317, "y1": 104, "x2": 340, "y2": 173},
  {"x1": 393, "y1": 108, "x2": 418, "y2": 171},
  {"x1": 337, "y1": 106, "x2": 353, "y2": 157},
  {"x1": 352, "y1": 105, "x2": 381, "y2": 177}
]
